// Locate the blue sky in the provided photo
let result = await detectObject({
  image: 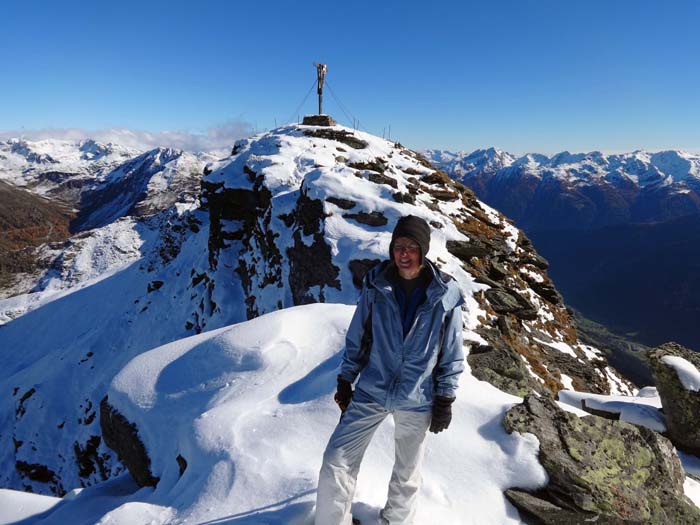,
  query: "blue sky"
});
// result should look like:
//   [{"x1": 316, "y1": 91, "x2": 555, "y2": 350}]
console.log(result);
[{"x1": 2, "y1": 0, "x2": 699, "y2": 154}]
